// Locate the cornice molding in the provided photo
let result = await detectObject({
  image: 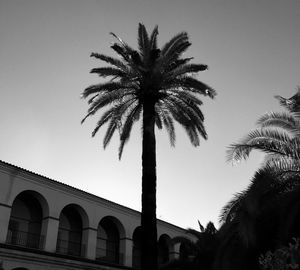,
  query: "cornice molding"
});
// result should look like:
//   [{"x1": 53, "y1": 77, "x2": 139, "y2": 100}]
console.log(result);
[
  {"x1": 0, "y1": 160, "x2": 186, "y2": 233},
  {"x1": 0, "y1": 160, "x2": 140, "y2": 217}
]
